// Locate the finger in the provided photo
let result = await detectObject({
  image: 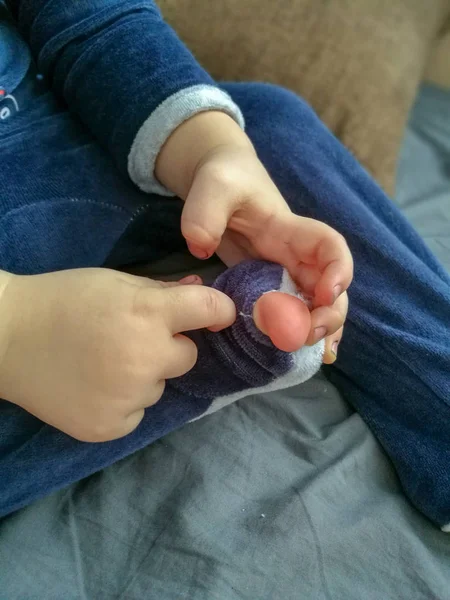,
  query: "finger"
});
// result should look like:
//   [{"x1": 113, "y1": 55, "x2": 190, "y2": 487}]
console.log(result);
[
  {"x1": 123, "y1": 409, "x2": 146, "y2": 436},
  {"x1": 178, "y1": 274, "x2": 203, "y2": 285},
  {"x1": 162, "y1": 334, "x2": 199, "y2": 379},
  {"x1": 153, "y1": 280, "x2": 182, "y2": 288},
  {"x1": 288, "y1": 263, "x2": 320, "y2": 298},
  {"x1": 161, "y1": 284, "x2": 236, "y2": 333},
  {"x1": 152, "y1": 276, "x2": 203, "y2": 287},
  {"x1": 322, "y1": 326, "x2": 344, "y2": 365},
  {"x1": 124, "y1": 275, "x2": 197, "y2": 289},
  {"x1": 311, "y1": 232, "x2": 353, "y2": 306},
  {"x1": 306, "y1": 292, "x2": 348, "y2": 345},
  {"x1": 181, "y1": 168, "x2": 238, "y2": 259},
  {"x1": 253, "y1": 292, "x2": 311, "y2": 352},
  {"x1": 280, "y1": 217, "x2": 353, "y2": 306},
  {"x1": 216, "y1": 232, "x2": 255, "y2": 268},
  {"x1": 133, "y1": 380, "x2": 166, "y2": 411},
  {"x1": 92, "y1": 408, "x2": 147, "y2": 442}
]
